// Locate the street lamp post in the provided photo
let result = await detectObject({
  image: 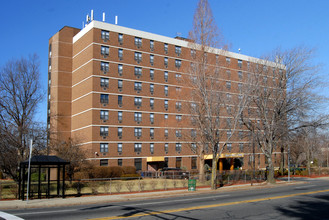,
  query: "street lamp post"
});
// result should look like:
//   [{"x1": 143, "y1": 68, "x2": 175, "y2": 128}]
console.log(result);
[{"x1": 26, "y1": 139, "x2": 33, "y2": 203}]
